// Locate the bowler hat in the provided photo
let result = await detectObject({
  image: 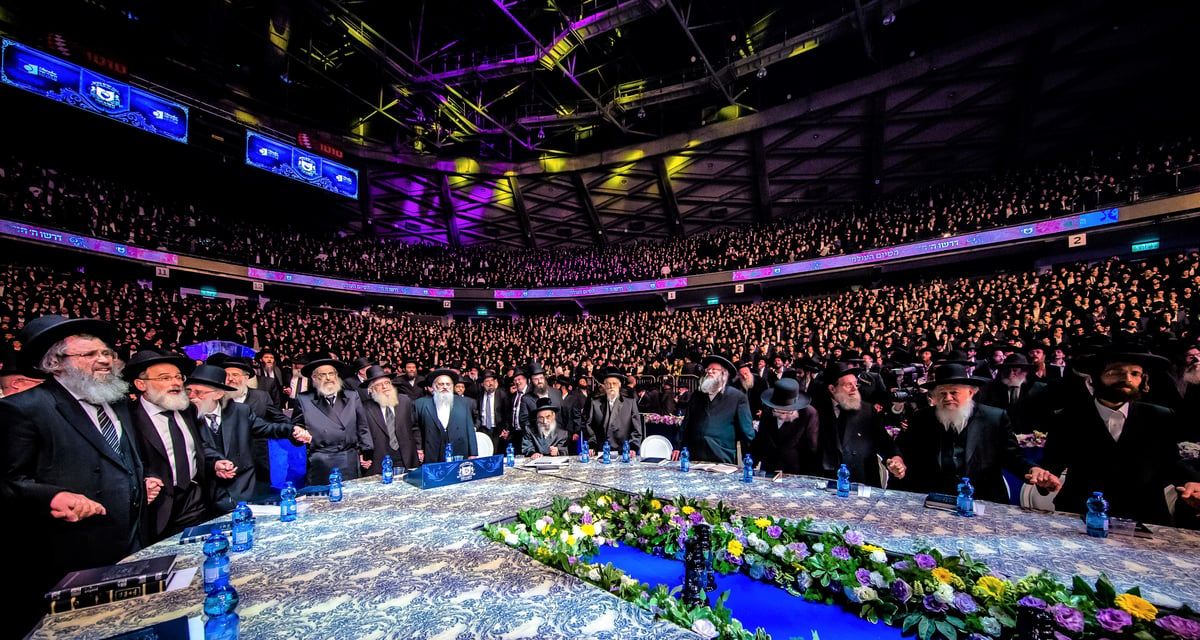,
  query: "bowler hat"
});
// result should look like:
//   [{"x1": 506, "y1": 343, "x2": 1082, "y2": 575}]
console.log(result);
[
  {"x1": 18, "y1": 315, "x2": 117, "y2": 371},
  {"x1": 184, "y1": 364, "x2": 236, "y2": 391},
  {"x1": 761, "y1": 378, "x2": 811, "y2": 412},
  {"x1": 125, "y1": 349, "x2": 196, "y2": 381}
]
